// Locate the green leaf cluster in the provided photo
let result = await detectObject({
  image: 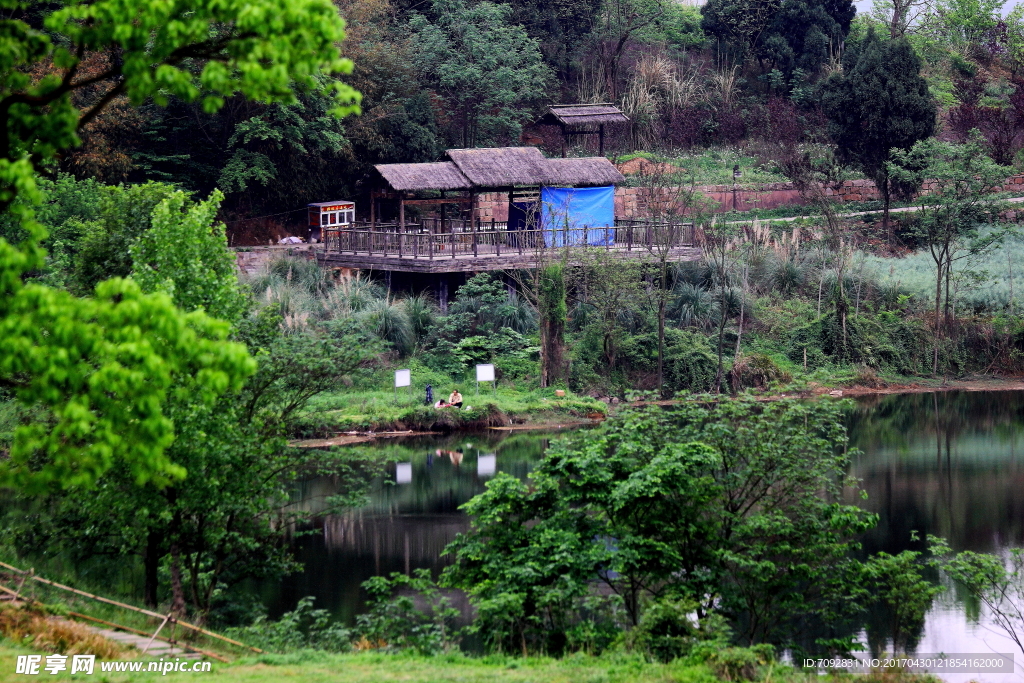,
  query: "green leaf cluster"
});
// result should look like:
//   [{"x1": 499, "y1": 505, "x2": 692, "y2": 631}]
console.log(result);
[
  {"x1": 443, "y1": 398, "x2": 877, "y2": 652},
  {"x1": 409, "y1": 0, "x2": 553, "y2": 147}
]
